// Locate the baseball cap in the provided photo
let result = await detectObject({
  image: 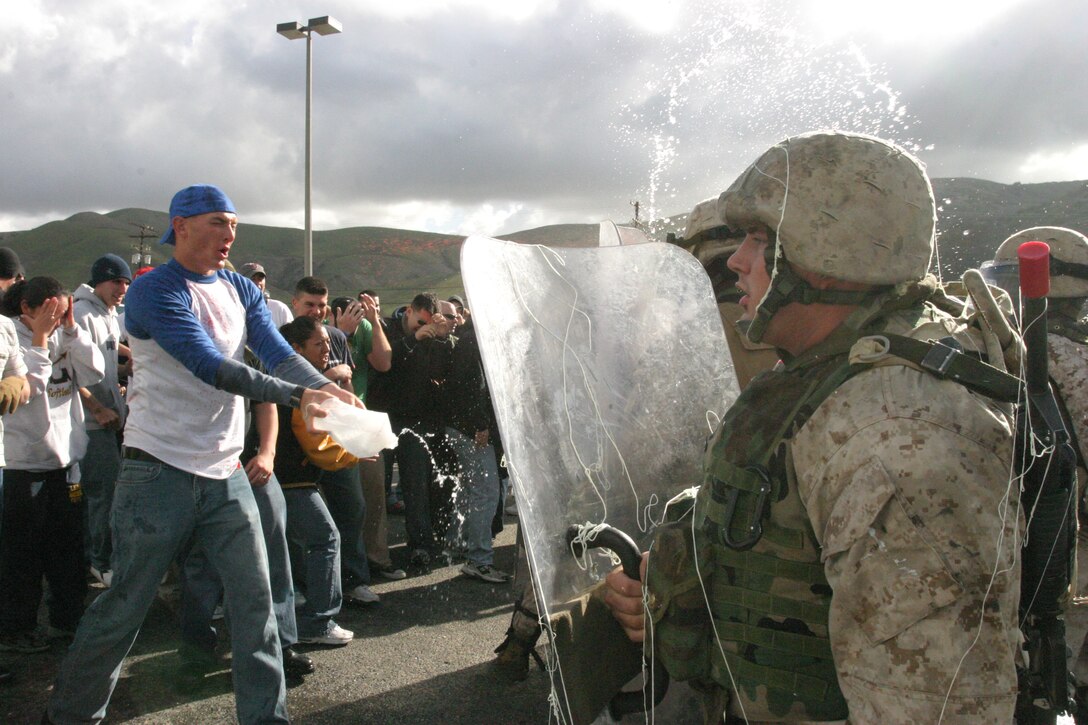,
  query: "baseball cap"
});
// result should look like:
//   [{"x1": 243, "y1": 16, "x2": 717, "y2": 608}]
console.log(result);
[
  {"x1": 0, "y1": 248, "x2": 23, "y2": 280},
  {"x1": 240, "y1": 262, "x2": 266, "y2": 279},
  {"x1": 447, "y1": 294, "x2": 465, "y2": 308},
  {"x1": 89, "y1": 253, "x2": 133, "y2": 287},
  {"x1": 159, "y1": 184, "x2": 237, "y2": 245}
]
